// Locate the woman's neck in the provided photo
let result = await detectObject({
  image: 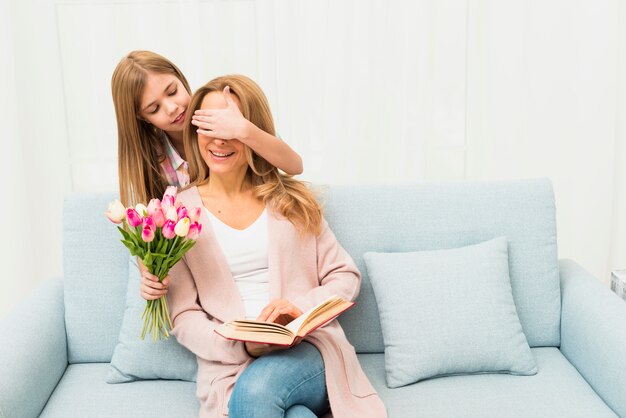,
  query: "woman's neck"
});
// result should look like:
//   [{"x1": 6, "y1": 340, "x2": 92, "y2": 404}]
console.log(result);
[{"x1": 204, "y1": 168, "x2": 250, "y2": 199}]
